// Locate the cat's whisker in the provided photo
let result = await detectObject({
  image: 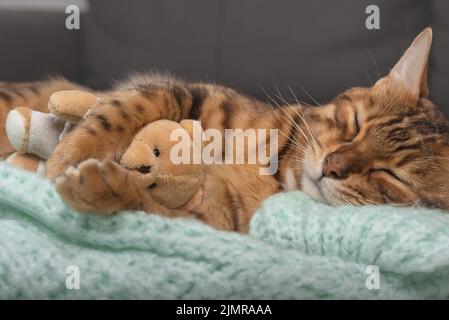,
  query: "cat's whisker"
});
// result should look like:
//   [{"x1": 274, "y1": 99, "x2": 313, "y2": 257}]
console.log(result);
[
  {"x1": 364, "y1": 64, "x2": 373, "y2": 86},
  {"x1": 286, "y1": 85, "x2": 323, "y2": 150},
  {"x1": 296, "y1": 99, "x2": 315, "y2": 108},
  {"x1": 278, "y1": 155, "x2": 305, "y2": 162},
  {"x1": 301, "y1": 86, "x2": 322, "y2": 107},
  {"x1": 262, "y1": 88, "x2": 306, "y2": 162},
  {"x1": 273, "y1": 83, "x2": 313, "y2": 148},
  {"x1": 289, "y1": 106, "x2": 322, "y2": 153},
  {"x1": 279, "y1": 156, "x2": 304, "y2": 162},
  {"x1": 260, "y1": 87, "x2": 308, "y2": 152},
  {"x1": 285, "y1": 145, "x2": 306, "y2": 156},
  {"x1": 277, "y1": 159, "x2": 303, "y2": 165},
  {"x1": 262, "y1": 87, "x2": 313, "y2": 152},
  {"x1": 274, "y1": 156, "x2": 304, "y2": 164},
  {"x1": 278, "y1": 105, "x2": 315, "y2": 150},
  {"x1": 270, "y1": 84, "x2": 316, "y2": 151},
  {"x1": 274, "y1": 119, "x2": 308, "y2": 153},
  {"x1": 281, "y1": 140, "x2": 306, "y2": 154},
  {"x1": 366, "y1": 48, "x2": 381, "y2": 81},
  {"x1": 276, "y1": 160, "x2": 303, "y2": 169},
  {"x1": 276, "y1": 152, "x2": 305, "y2": 162}
]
